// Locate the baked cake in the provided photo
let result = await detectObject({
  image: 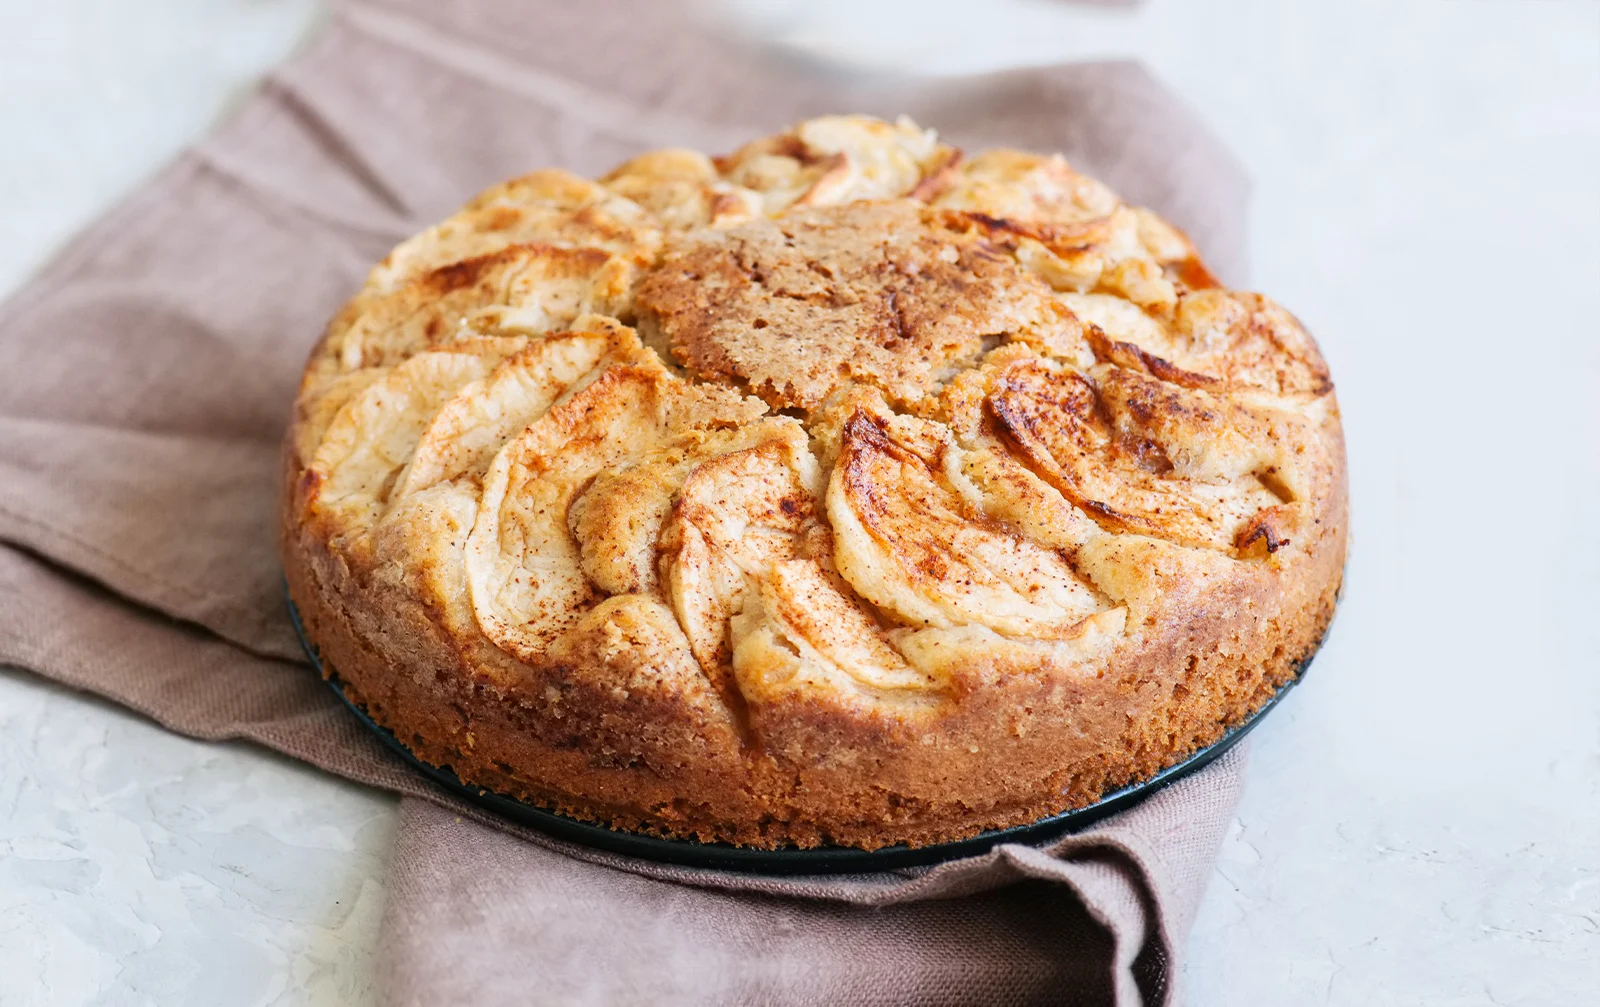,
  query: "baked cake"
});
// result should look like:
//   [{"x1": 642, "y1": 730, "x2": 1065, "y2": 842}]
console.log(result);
[{"x1": 281, "y1": 116, "x2": 1346, "y2": 850}]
